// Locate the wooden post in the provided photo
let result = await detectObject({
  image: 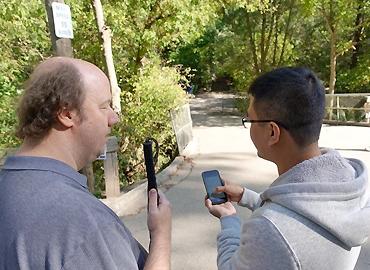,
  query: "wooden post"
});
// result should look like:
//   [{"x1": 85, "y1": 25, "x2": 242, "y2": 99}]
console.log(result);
[
  {"x1": 44, "y1": 0, "x2": 73, "y2": 57},
  {"x1": 91, "y1": 0, "x2": 122, "y2": 114},
  {"x1": 104, "y1": 136, "x2": 121, "y2": 198}
]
